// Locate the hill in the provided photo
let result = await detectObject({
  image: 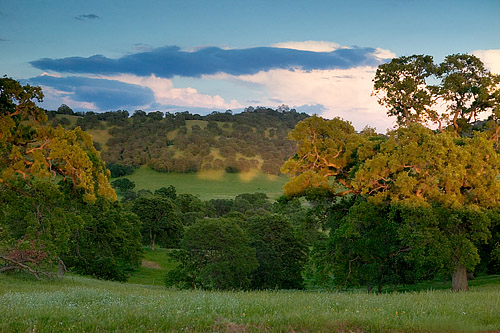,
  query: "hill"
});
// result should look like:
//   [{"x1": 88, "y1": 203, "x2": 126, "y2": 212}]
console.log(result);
[{"x1": 47, "y1": 106, "x2": 309, "y2": 177}]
